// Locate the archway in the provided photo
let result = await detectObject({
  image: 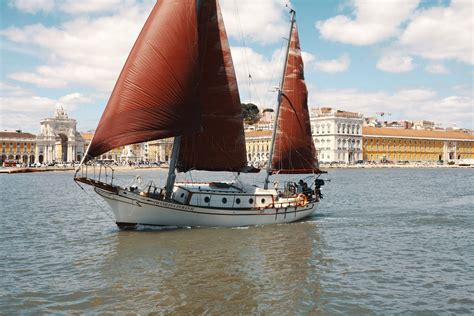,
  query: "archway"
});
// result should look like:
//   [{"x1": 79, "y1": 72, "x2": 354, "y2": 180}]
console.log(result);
[
  {"x1": 57, "y1": 133, "x2": 68, "y2": 162},
  {"x1": 22, "y1": 155, "x2": 28, "y2": 163},
  {"x1": 0, "y1": 155, "x2": 5, "y2": 164},
  {"x1": 39, "y1": 155, "x2": 44, "y2": 163},
  {"x1": 30, "y1": 155, "x2": 35, "y2": 164}
]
